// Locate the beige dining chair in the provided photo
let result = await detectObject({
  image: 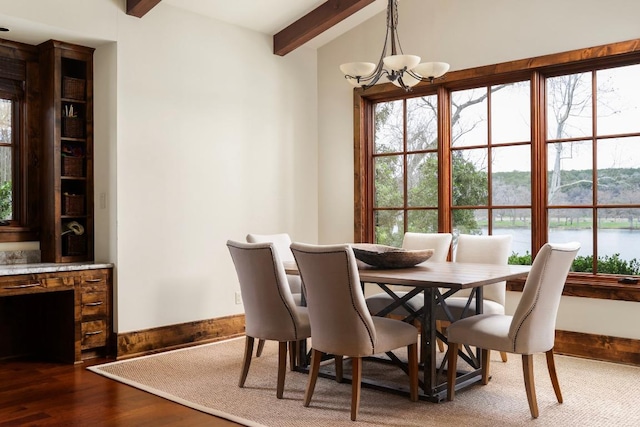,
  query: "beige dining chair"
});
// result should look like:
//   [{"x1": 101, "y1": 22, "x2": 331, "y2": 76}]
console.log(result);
[
  {"x1": 365, "y1": 232, "x2": 453, "y2": 317},
  {"x1": 446, "y1": 242, "x2": 580, "y2": 418},
  {"x1": 436, "y1": 234, "x2": 512, "y2": 362},
  {"x1": 226, "y1": 240, "x2": 311, "y2": 399},
  {"x1": 246, "y1": 233, "x2": 303, "y2": 357},
  {"x1": 290, "y1": 242, "x2": 419, "y2": 421}
]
